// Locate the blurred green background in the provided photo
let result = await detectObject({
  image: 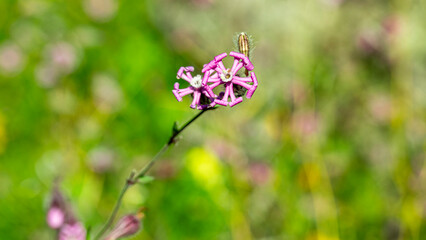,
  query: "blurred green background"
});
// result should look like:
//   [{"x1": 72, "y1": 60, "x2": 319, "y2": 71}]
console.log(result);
[{"x1": 0, "y1": 0, "x2": 425, "y2": 239}]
